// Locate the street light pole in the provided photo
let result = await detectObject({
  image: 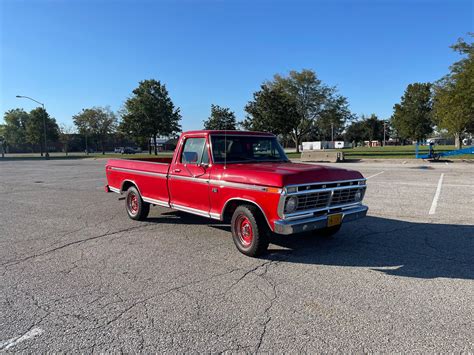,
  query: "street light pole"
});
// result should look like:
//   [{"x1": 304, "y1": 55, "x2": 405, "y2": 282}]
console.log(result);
[
  {"x1": 0, "y1": 138, "x2": 4, "y2": 158},
  {"x1": 16, "y1": 95, "x2": 49, "y2": 158},
  {"x1": 383, "y1": 121, "x2": 387, "y2": 147}
]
